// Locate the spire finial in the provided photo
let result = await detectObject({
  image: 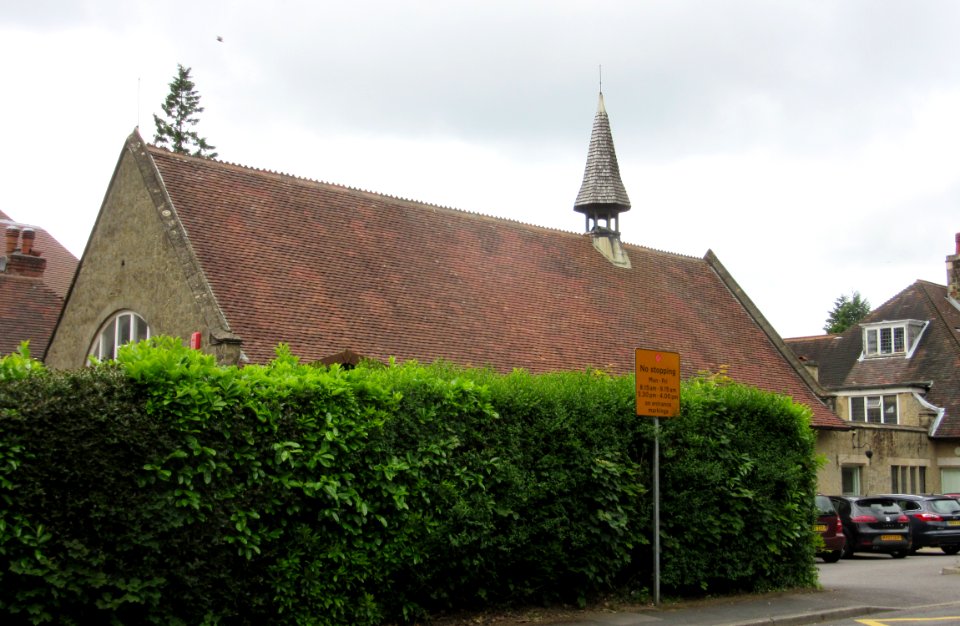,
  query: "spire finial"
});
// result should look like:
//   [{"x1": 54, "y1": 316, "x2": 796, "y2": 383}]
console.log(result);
[{"x1": 599, "y1": 64, "x2": 602, "y2": 94}]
